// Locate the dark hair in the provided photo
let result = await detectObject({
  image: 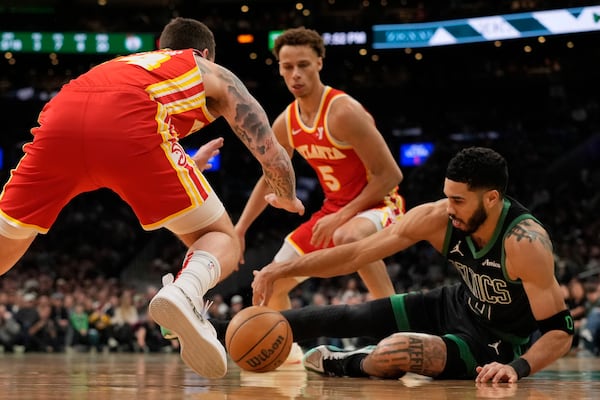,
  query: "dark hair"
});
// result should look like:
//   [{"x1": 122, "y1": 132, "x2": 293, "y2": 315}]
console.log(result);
[
  {"x1": 272, "y1": 27, "x2": 325, "y2": 60},
  {"x1": 159, "y1": 17, "x2": 216, "y2": 57},
  {"x1": 446, "y1": 147, "x2": 508, "y2": 195}
]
